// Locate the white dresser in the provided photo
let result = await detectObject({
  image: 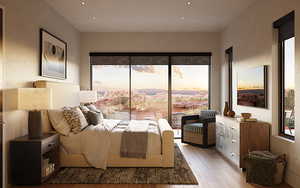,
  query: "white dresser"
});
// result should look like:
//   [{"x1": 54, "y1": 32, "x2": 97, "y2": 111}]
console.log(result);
[{"x1": 216, "y1": 115, "x2": 270, "y2": 169}]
